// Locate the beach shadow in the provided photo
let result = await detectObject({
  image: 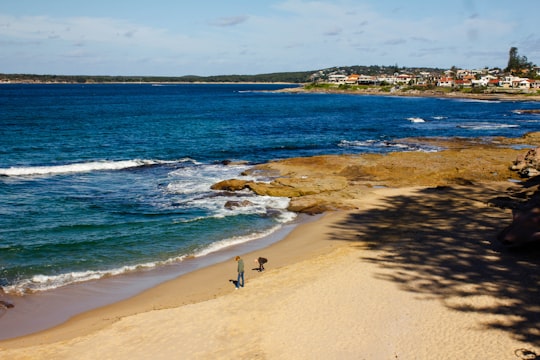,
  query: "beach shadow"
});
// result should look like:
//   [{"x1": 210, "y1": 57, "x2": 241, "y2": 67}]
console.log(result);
[{"x1": 328, "y1": 184, "x2": 540, "y2": 346}]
